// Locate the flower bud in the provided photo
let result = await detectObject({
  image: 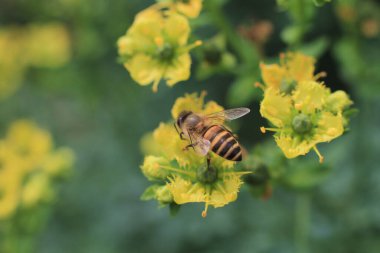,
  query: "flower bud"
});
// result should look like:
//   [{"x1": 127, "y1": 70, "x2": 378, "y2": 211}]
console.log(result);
[
  {"x1": 156, "y1": 185, "x2": 173, "y2": 204},
  {"x1": 141, "y1": 156, "x2": 171, "y2": 181},
  {"x1": 203, "y1": 46, "x2": 222, "y2": 65}
]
